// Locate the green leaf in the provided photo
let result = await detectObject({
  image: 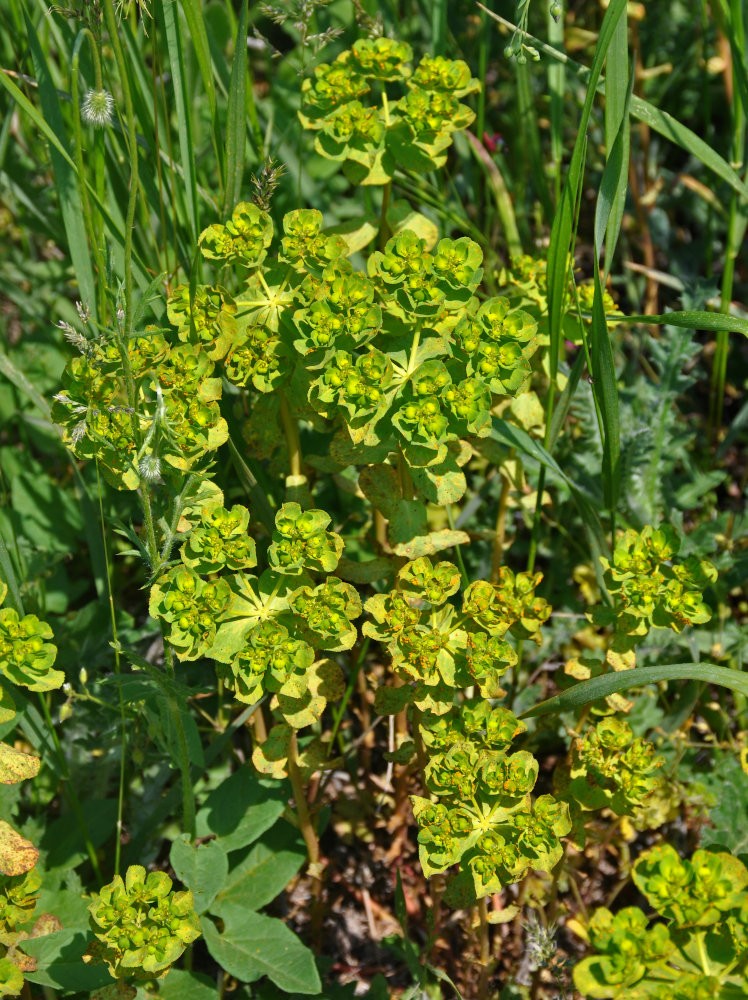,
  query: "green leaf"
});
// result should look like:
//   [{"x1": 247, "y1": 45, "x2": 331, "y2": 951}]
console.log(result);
[
  {"x1": 392, "y1": 529, "x2": 470, "y2": 559},
  {"x1": 23, "y1": 929, "x2": 112, "y2": 992},
  {"x1": 202, "y1": 911, "x2": 321, "y2": 994},
  {"x1": 222, "y1": 0, "x2": 249, "y2": 216},
  {"x1": 170, "y1": 835, "x2": 229, "y2": 915},
  {"x1": 326, "y1": 215, "x2": 379, "y2": 254},
  {"x1": 674, "y1": 470, "x2": 727, "y2": 508},
  {"x1": 155, "y1": 969, "x2": 219, "y2": 1000},
  {"x1": 195, "y1": 767, "x2": 287, "y2": 853},
  {"x1": 210, "y1": 823, "x2": 305, "y2": 917},
  {"x1": 700, "y1": 753, "x2": 748, "y2": 857},
  {"x1": 0, "y1": 347, "x2": 54, "y2": 423},
  {"x1": 387, "y1": 201, "x2": 439, "y2": 249},
  {"x1": 409, "y1": 461, "x2": 467, "y2": 505},
  {"x1": 522, "y1": 662, "x2": 748, "y2": 719},
  {"x1": 0, "y1": 532, "x2": 23, "y2": 615}
]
